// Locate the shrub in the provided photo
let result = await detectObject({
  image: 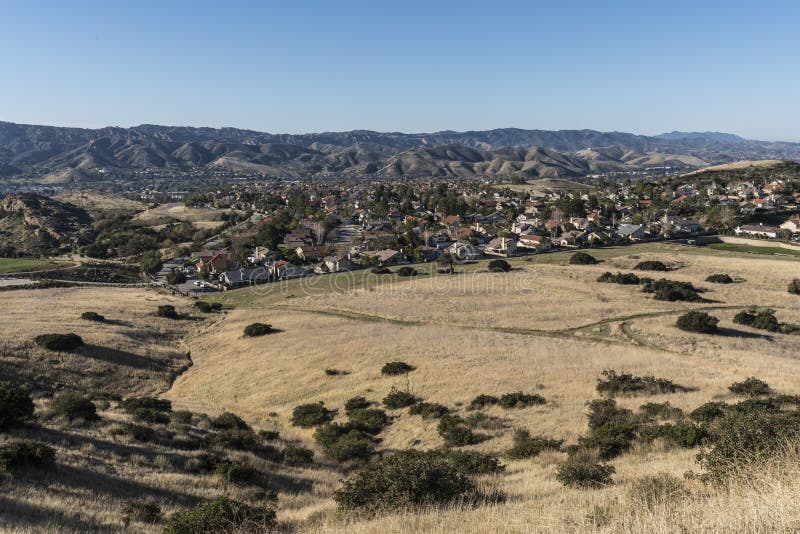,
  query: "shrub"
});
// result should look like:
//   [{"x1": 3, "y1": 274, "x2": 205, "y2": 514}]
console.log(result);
[
  {"x1": 733, "y1": 308, "x2": 781, "y2": 332},
  {"x1": 258, "y1": 430, "x2": 279, "y2": 441},
  {"x1": 194, "y1": 301, "x2": 213, "y2": 313},
  {"x1": 216, "y1": 461, "x2": 260, "y2": 486},
  {"x1": 333, "y1": 450, "x2": 475, "y2": 512},
  {"x1": 166, "y1": 270, "x2": 188, "y2": 285},
  {"x1": 438, "y1": 415, "x2": 482, "y2": 446},
  {"x1": 324, "y1": 368, "x2": 347, "y2": 376},
  {"x1": 81, "y1": 311, "x2": 106, "y2": 322},
  {"x1": 729, "y1": 377, "x2": 772, "y2": 397},
  {"x1": 0, "y1": 440, "x2": 56, "y2": 472},
  {"x1": 556, "y1": 454, "x2": 615, "y2": 488},
  {"x1": 597, "y1": 272, "x2": 640, "y2": 284},
  {"x1": 469, "y1": 394, "x2": 499, "y2": 409},
  {"x1": 291, "y1": 402, "x2": 331, "y2": 428},
  {"x1": 185, "y1": 452, "x2": 223, "y2": 474},
  {"x1": 50, "y1": 392, "x2": 99, "y2": 422},
  {"x1": 211, "y1": 302, "x2": 223, "y2": 311},
  {"x1": 163, "y1": 497, "x2": 276, "y2": 534},
  {"x1": 381, "y1": 361, "x2": 415, "y2": 376},
  {"x1": 409, "y1": 402, "x2": 450, "y2": 419},
  {"x1": 642, "y1": 279, "x2": 704, "y2": 302},
  {"x1": 0, "y1": 382, "x2": 35, "y2": 429},
  {"x1": 282, "y1": 444, "x2": 314, "y2": 467},
  {"x1": 498, "y1": 391, "x2": 546, "y2": 409},
  {"x1": 133, "y1": 408, "x2": 170, "y2": 425},
  {"x1": 243, "y1": 322, "x2": 273, "y2": 337},
  {"x1": 211, "y1": 429, "x2": 259, "y2": 451},
  {"x1": 382, "y1": 388, "x2": 419, "y2": 410},
  {"x1": 344, "y1": 396, "x2": 371, "y2": 414},
  {"x1": 634, "y1": 260, "x2": 668, "y2": 271},
  {"x1": 706, "y1": 274, "x2": 734, "y2": 284},
  {"x1": 628, "y1": 473, "x2": 687, "y2": 510},
  {"x1": 156, "y1": 305, "x2": 179, "y2": 319},
  {"x1": 434, "y1": 449, "x2": 504, "y2": 474},
  {"x1": 676, "y1": 311, "x2": 719, "y2": 334},
  {"x1": 596, "y1": 370, "x2": 689, "y2": 397},
  {"x1": 789, "y1": 279, "x2": 800, "y2": 295},
  {"x1": 348, "y1": 408, "x2": 390, "y2": 434},
  {"x1": 639, "y1": 402, "x2": 684, "y2": 421},
  {"x1": 172, "y1": 410, "x2": 194, "y2": 425},
  {"x1": 211, "y1": 412, "x2": 251, "y2": 431},
  {"x1": 698, "y1": 409, "x2": 800, "y2": 479},
  {"x1": 581, "y1": 399, "x2": 637, "y2": 459},
  {"x1": 506, "y1": 429, "x2": 563, "y2": 459},
  {"x1": 122, "y1": 499, "x2": 162, "y2": 525},
  {"x1": 569, "y1": 252, "x2": 597, "y2": 265},
  {"x1": 689, "y1": 402, "x2": 727, "y2": 424},
  {"x1": 119, "y1": 397, "x2": 172, "y2": 414},
  {"x1": 371, "y1": 267, "x2": 392, "y2": 275},
  {"x1": 396, "y1": 266, "x2": 417, "y2": 277},
  {"x1": 34, "y1": 333, "x2": 84, "y2": 351},
  {"x1": 488, "y1": 259, "x2": 511, "y2": 272},
  {"x1": 640, "y1": 422, "x2": 706, "y2": 448},
  {"x1": 114, "y1": 422, "x2": 158, "y2": 442},
  {"x1": 323, "y1": 429, "x2": 375, "y2": 463}
]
